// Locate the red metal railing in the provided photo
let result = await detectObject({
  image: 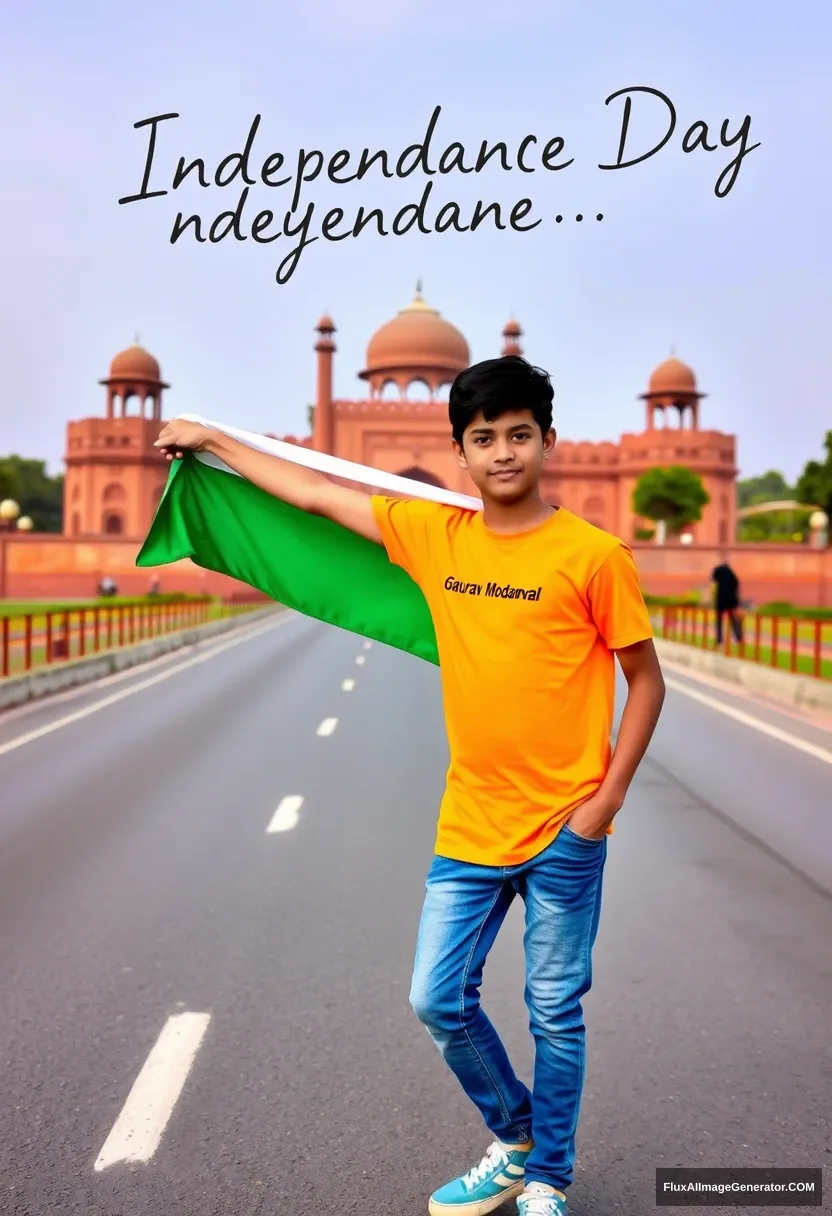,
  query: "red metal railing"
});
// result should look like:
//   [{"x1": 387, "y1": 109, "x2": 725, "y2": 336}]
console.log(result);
[
  {"x1": 654, "y1": 605, "x2": 832, "y2": 681},
  {"x1": 1, "y1": 597, "x2": 266, "y2": 679}
]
